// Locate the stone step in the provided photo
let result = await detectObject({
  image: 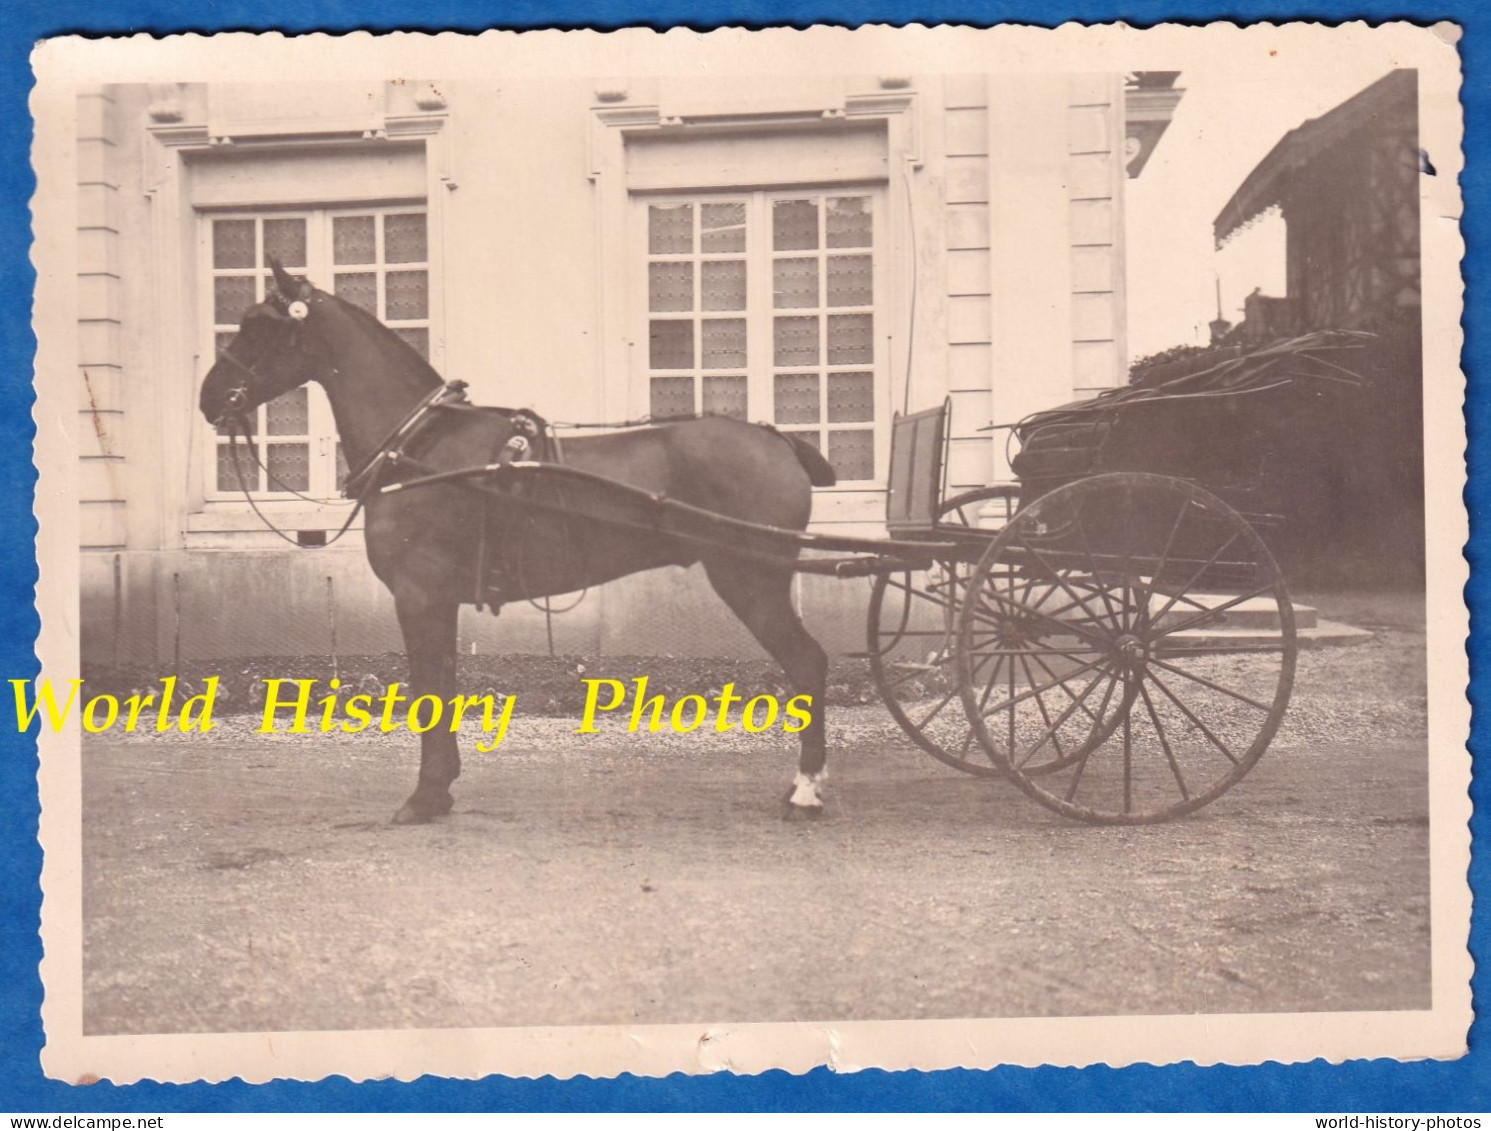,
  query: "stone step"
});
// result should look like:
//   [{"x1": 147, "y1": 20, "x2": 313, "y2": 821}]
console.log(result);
[
  {"x1": 1150, "y1": 593, "x2": 1318, "y2": 631},
  {"x1": 1032, "y1": 589, "x2": 1318, "y2": 631},
  {"x1": 1160, "y1": 618, "x2": 1373, "y2": 651}
]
